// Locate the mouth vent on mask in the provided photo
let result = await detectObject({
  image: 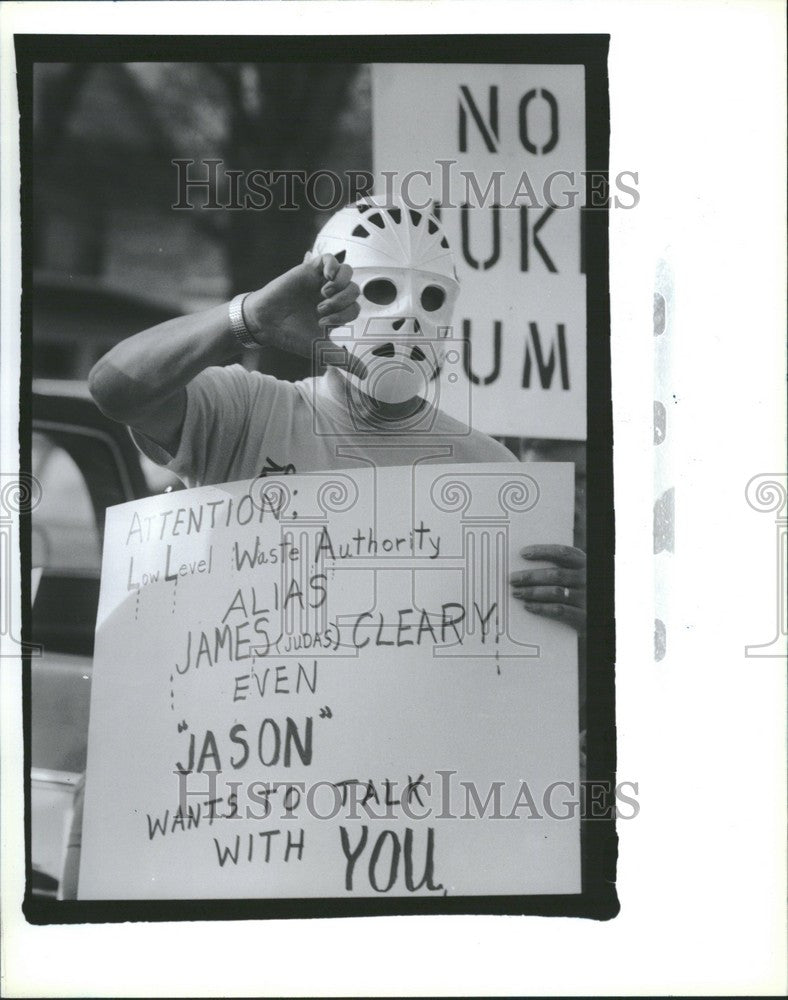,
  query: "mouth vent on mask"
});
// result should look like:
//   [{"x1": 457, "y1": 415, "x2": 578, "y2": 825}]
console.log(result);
[
  {"x1": 371, "y1": 342, "x2": 395, "y2": 358},
  {"x1": 391, "y1": 318, "x2": 422, "y2": 333}
]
